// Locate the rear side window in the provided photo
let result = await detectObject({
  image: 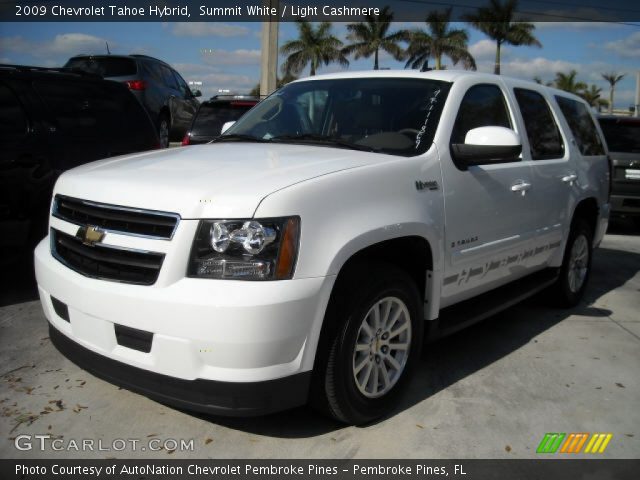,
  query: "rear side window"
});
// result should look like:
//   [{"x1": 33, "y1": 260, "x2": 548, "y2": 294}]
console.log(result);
[
  {"x1": 192, "y1": 102, "x2": 256, "y2": 136},
  {"x1": 514, "y1": 88, "x2": 564, "y2": 160},
  {"x1": 451, "y1": 84, "x2": 511, "y2": 144},
  {"x1": 33, "y1": 79, "x2": 156, "y2": 146},
  {"x1": 598, "y1": 118, "x2": 640, "y2": 153},
  {"x1": 160, "y1": 65, "x2": 179, "y2": 90},
  {"x1": 65, "y1": 57, "x2": 137, "y2": 77},
  {"x1": 555, "y1": 96, "x2": 605, "y2": 156},
  {"x1": 0, "y1": 83, "x2": 27, "y2": 136}
]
